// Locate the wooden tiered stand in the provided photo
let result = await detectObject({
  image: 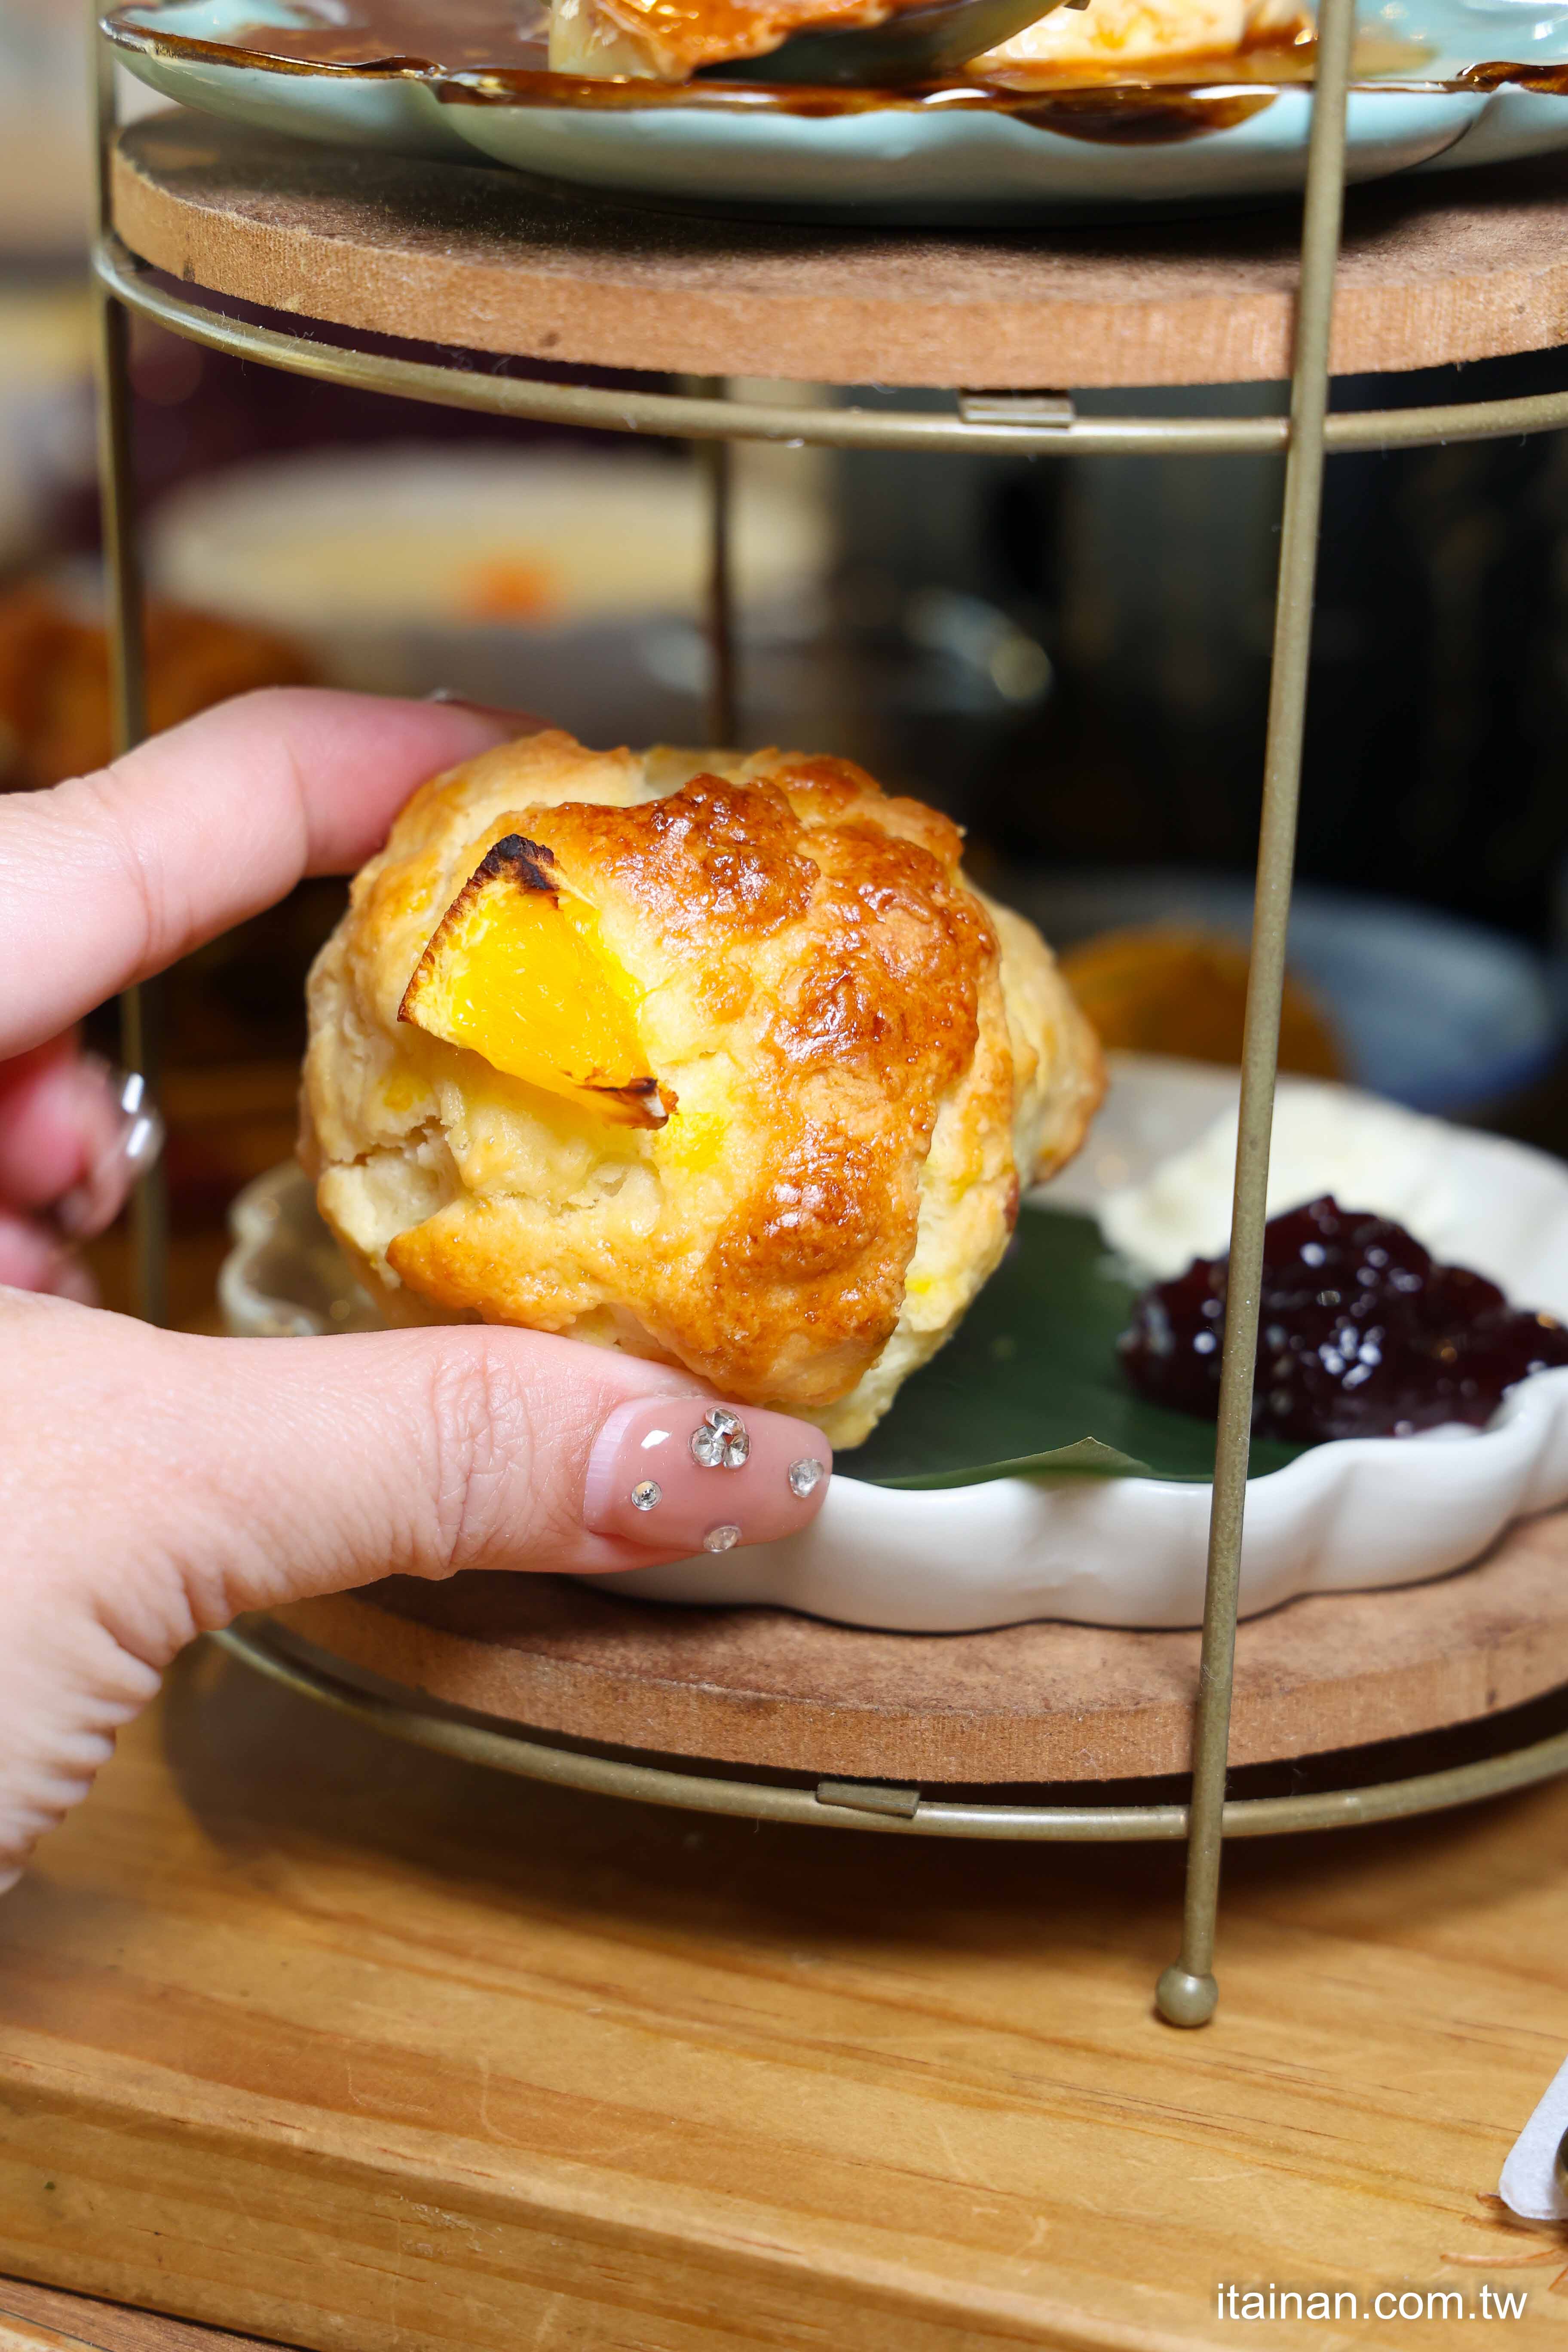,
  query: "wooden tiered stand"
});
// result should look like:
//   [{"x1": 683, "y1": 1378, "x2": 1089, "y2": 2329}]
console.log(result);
[{"x1": 4, "y1": 15, "x2": 1568, "y2": 2338}]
